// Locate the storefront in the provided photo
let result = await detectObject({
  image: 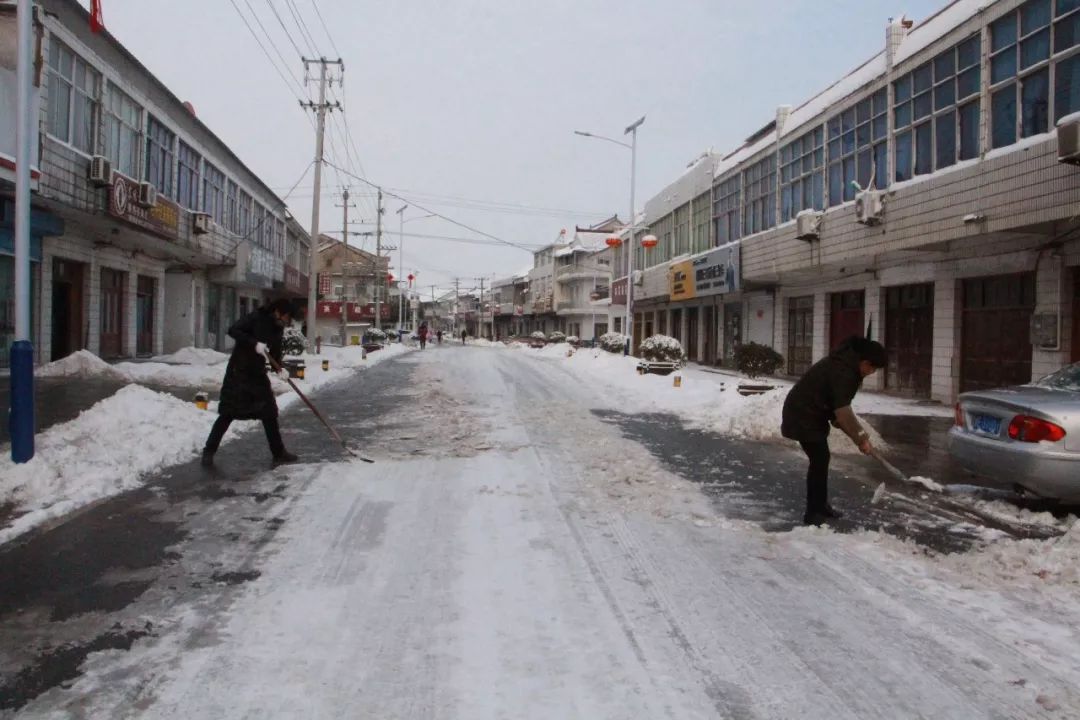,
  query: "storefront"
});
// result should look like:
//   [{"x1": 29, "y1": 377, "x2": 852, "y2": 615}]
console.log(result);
[
  {"x1": 960, "y1": 272, "x2": 1036, "y2": 393},
  {"x1": 884, "y1": 283, "x2": 934, "y2": 397},
  {"x1": 0, "y1": 201, "x2": 61, "y2": 366}
]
